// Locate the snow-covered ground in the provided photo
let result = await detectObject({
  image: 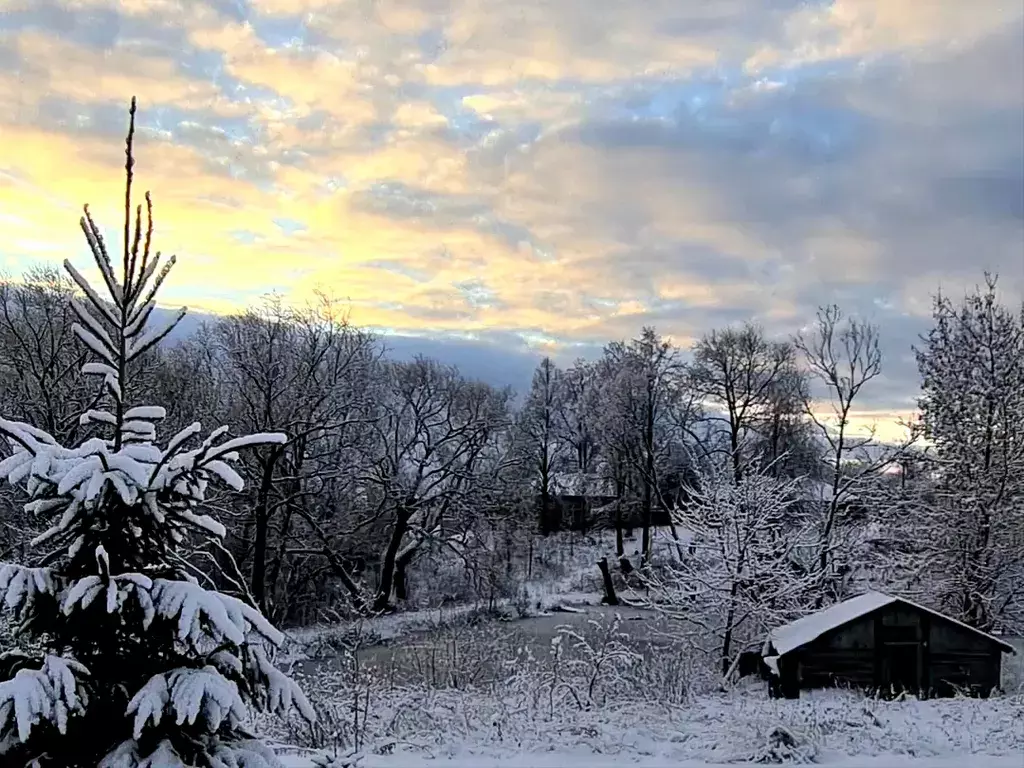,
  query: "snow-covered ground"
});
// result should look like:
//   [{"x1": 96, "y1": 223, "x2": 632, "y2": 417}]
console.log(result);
[
  {"x1": 281, "y1": 528, "x2": 669, "y2": 666},
  {"x1": 270, "y1": 530, "x2": 1024, "y2": 768},
  {"x1": 282, "y1": 589, "x2": 609, "y2": 666},
  {"x1": 271, "y1": 688, "x2": 1024, "y2": 767},
  {"x1": 279, "y1": 755, "x2": 1024, "y2": 768}
]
